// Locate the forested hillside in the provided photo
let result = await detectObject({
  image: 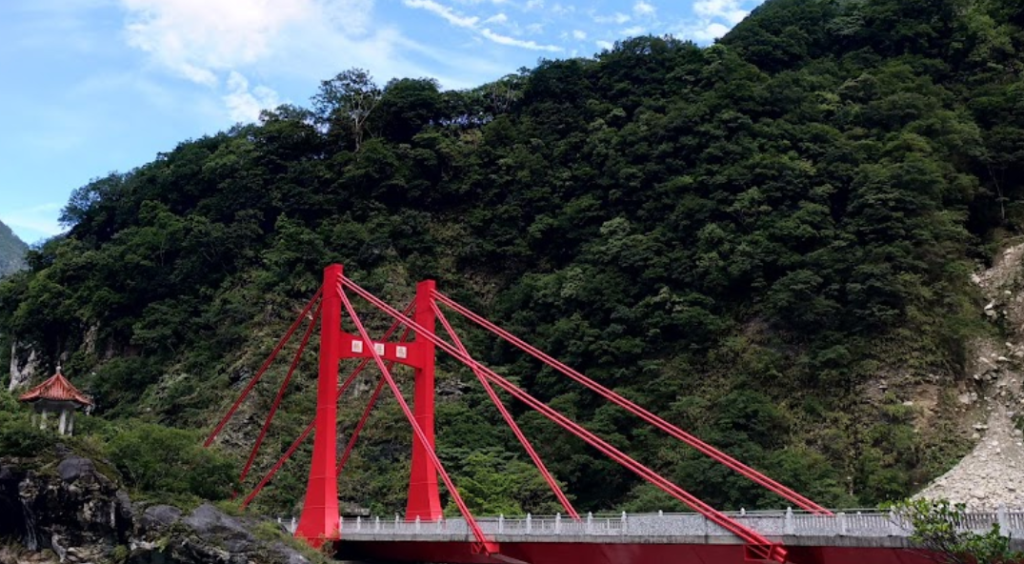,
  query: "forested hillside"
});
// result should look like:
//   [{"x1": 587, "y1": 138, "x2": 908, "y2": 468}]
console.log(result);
[
  {"x1": 0, "y1": 221, "x2": 27, "y2": 277},
  {"x1": 3, "y1": 0, "x2": 1024, "y2": 518}
]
